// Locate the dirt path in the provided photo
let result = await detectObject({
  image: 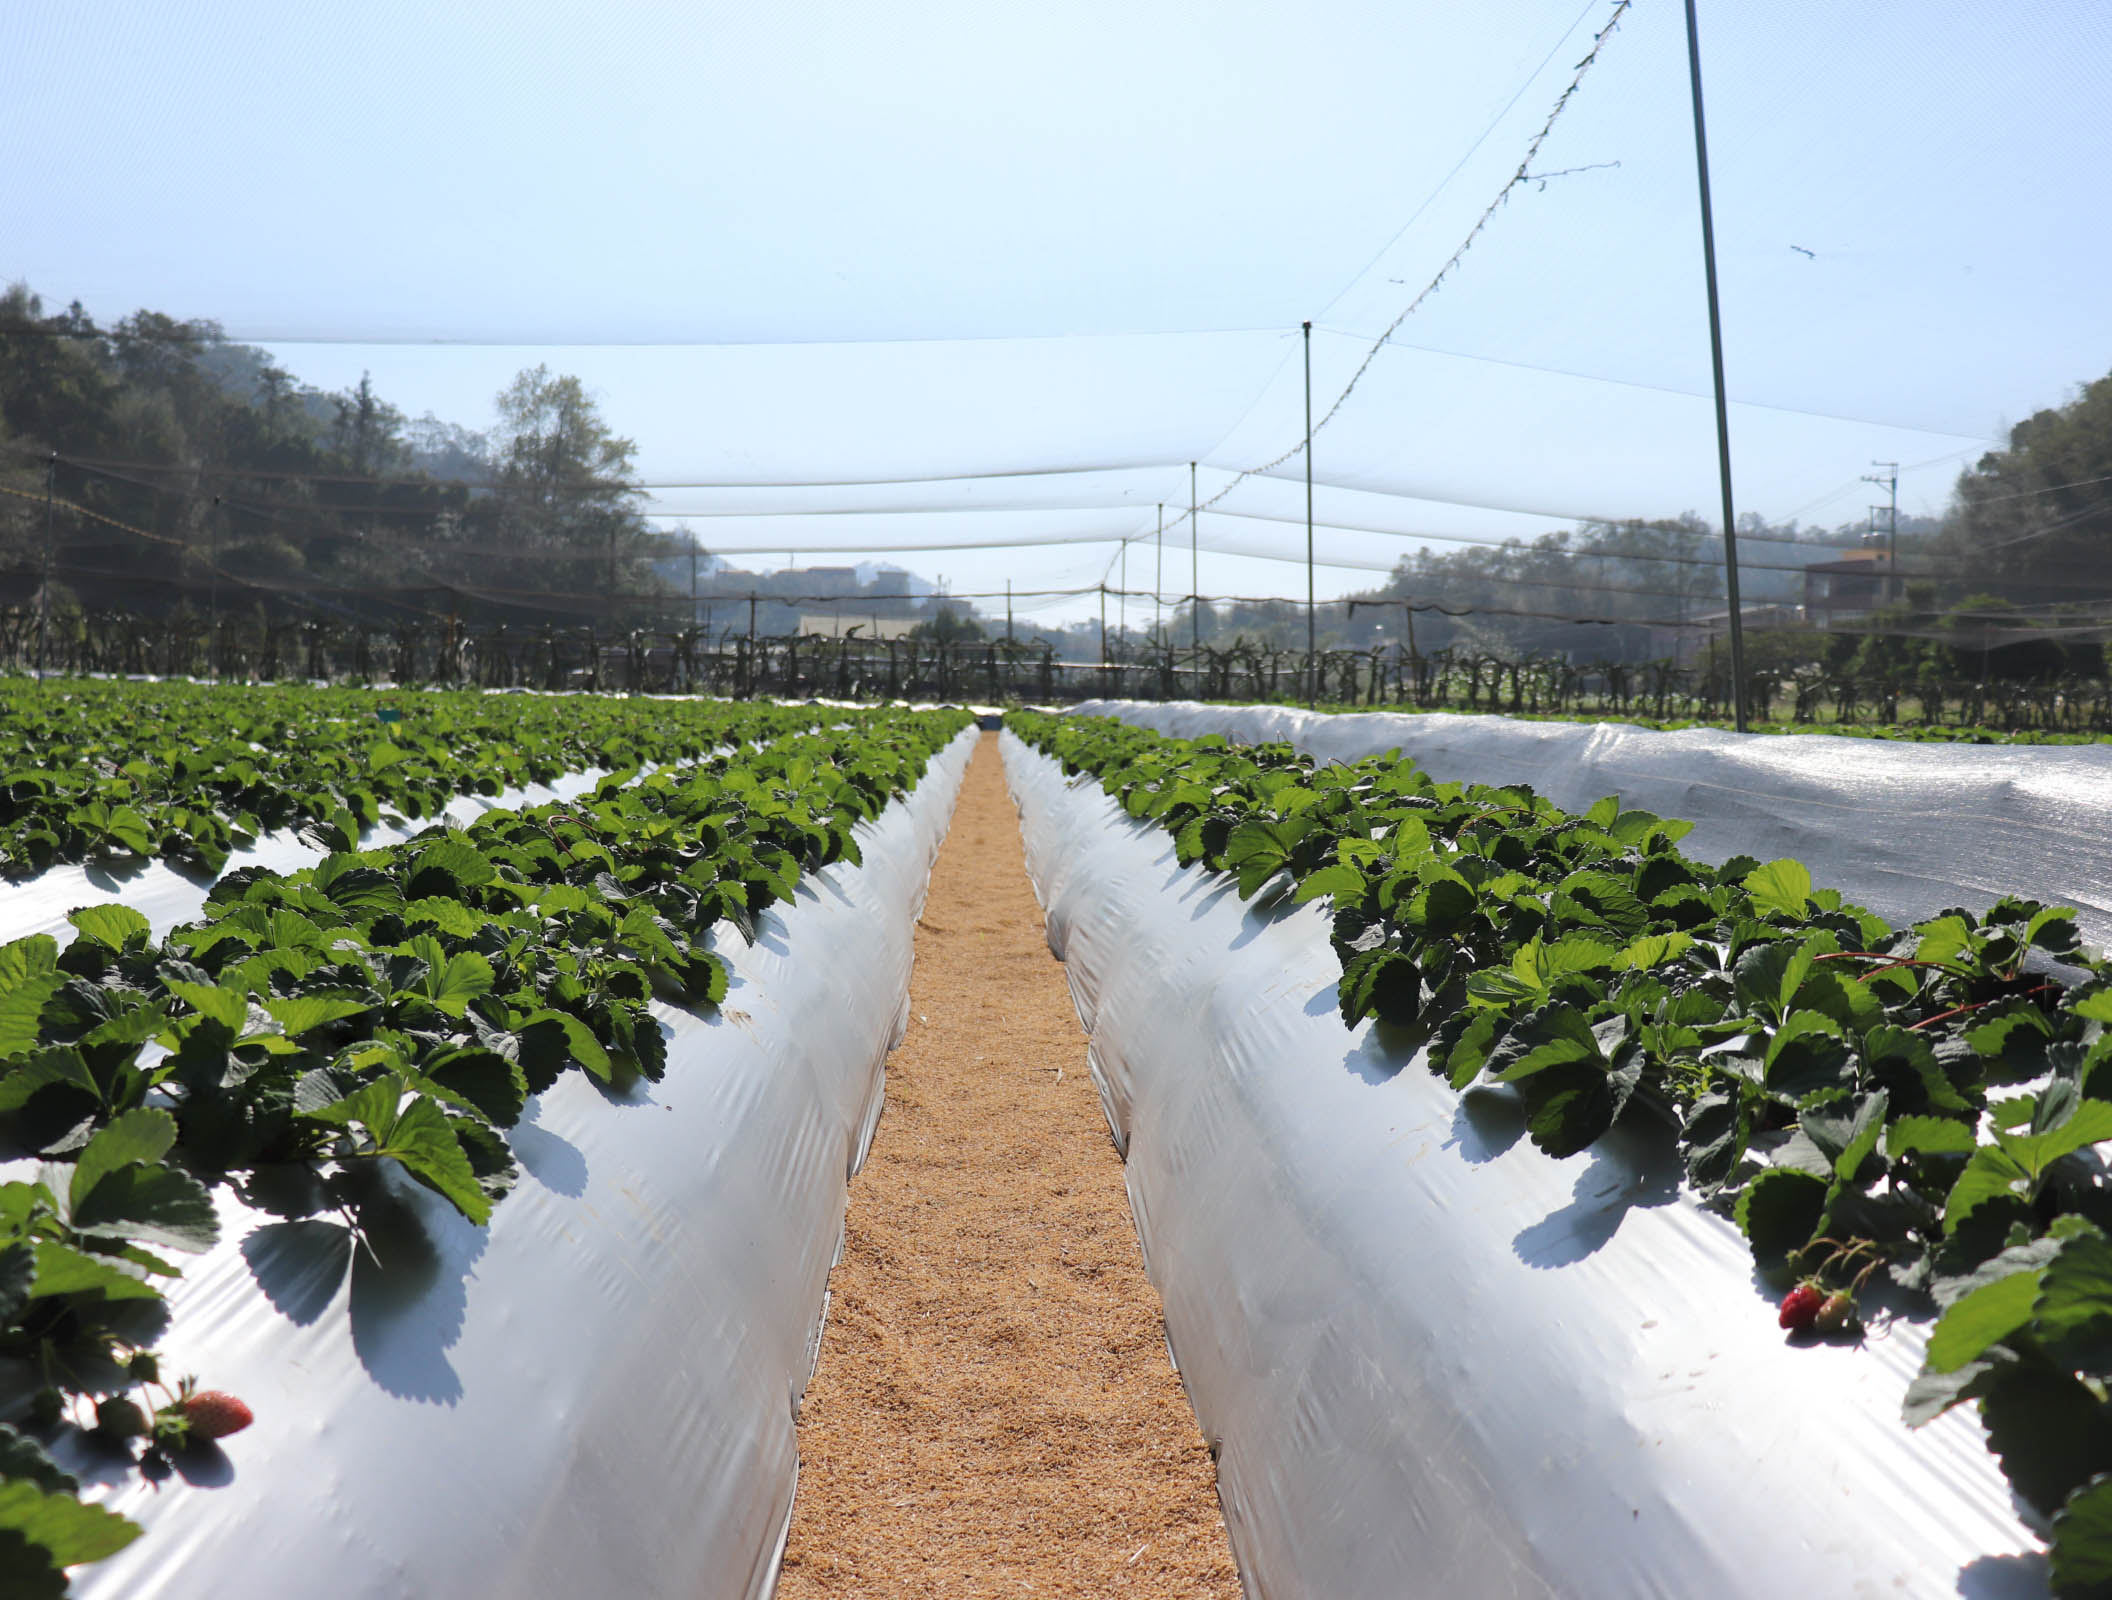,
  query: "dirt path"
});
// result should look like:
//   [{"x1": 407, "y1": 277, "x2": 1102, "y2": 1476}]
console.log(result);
[{"x1": 776, "y1": 733, "x2": 1239, "y2": 1599}]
